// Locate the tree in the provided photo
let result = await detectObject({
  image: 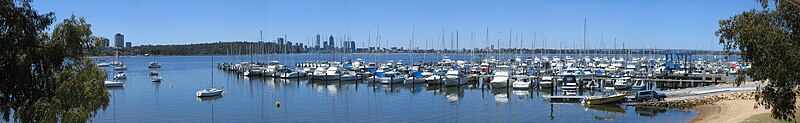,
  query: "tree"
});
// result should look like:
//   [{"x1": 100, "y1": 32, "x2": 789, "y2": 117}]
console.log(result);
[
  {"x1": 716, "y1": 0, "x2": 800, "y2": 120},
  {"x1": 1, "y1": 0, "x2": 109, "y2": 122}
]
